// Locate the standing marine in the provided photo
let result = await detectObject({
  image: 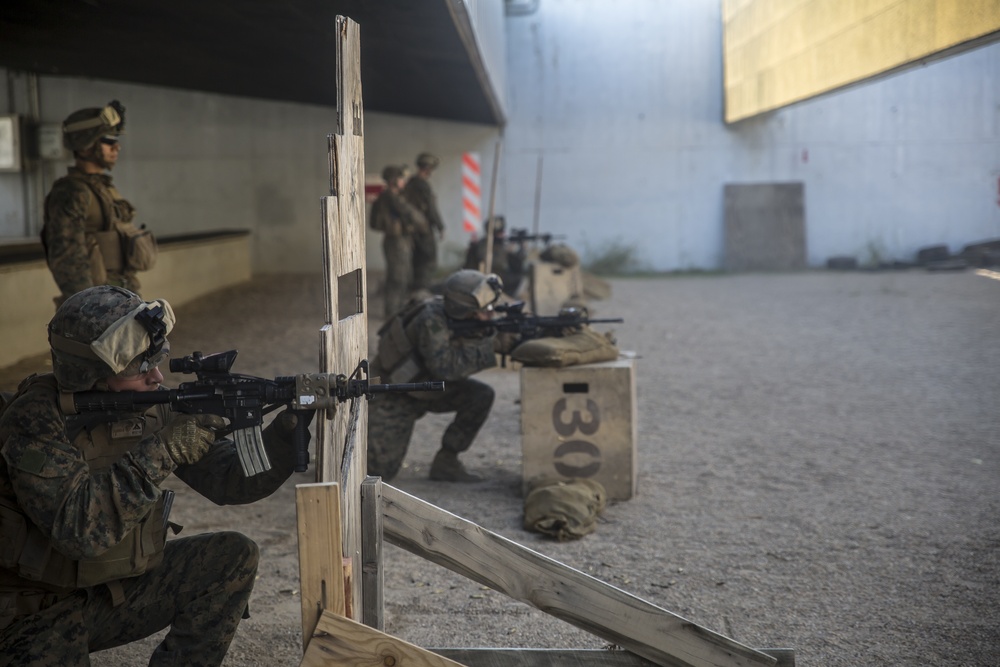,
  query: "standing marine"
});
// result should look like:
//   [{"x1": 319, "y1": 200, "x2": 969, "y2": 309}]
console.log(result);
[
  {"x1": 402, "y1": 152, "x2": 445, "y2": 290},
  {"x1": 42, "y1": 101, "x2": 157, "y2": 307},
  {"x1": 367, "y1": 270, "x2": 517, "y2": 482},
  {"x1": 0, "y1": 285, "x2": 307, "y2": 666},
  {"x1": 369, "y1": 165, "x2": 429, "y2": 318}
]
